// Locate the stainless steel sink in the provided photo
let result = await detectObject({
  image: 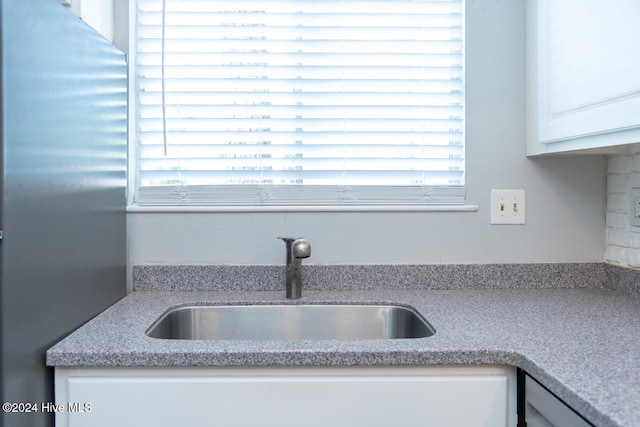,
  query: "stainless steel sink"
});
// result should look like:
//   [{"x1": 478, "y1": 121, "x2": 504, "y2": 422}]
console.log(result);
[{"x1": 146, "y1": 304, "x2": 435, "y2": 341}]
